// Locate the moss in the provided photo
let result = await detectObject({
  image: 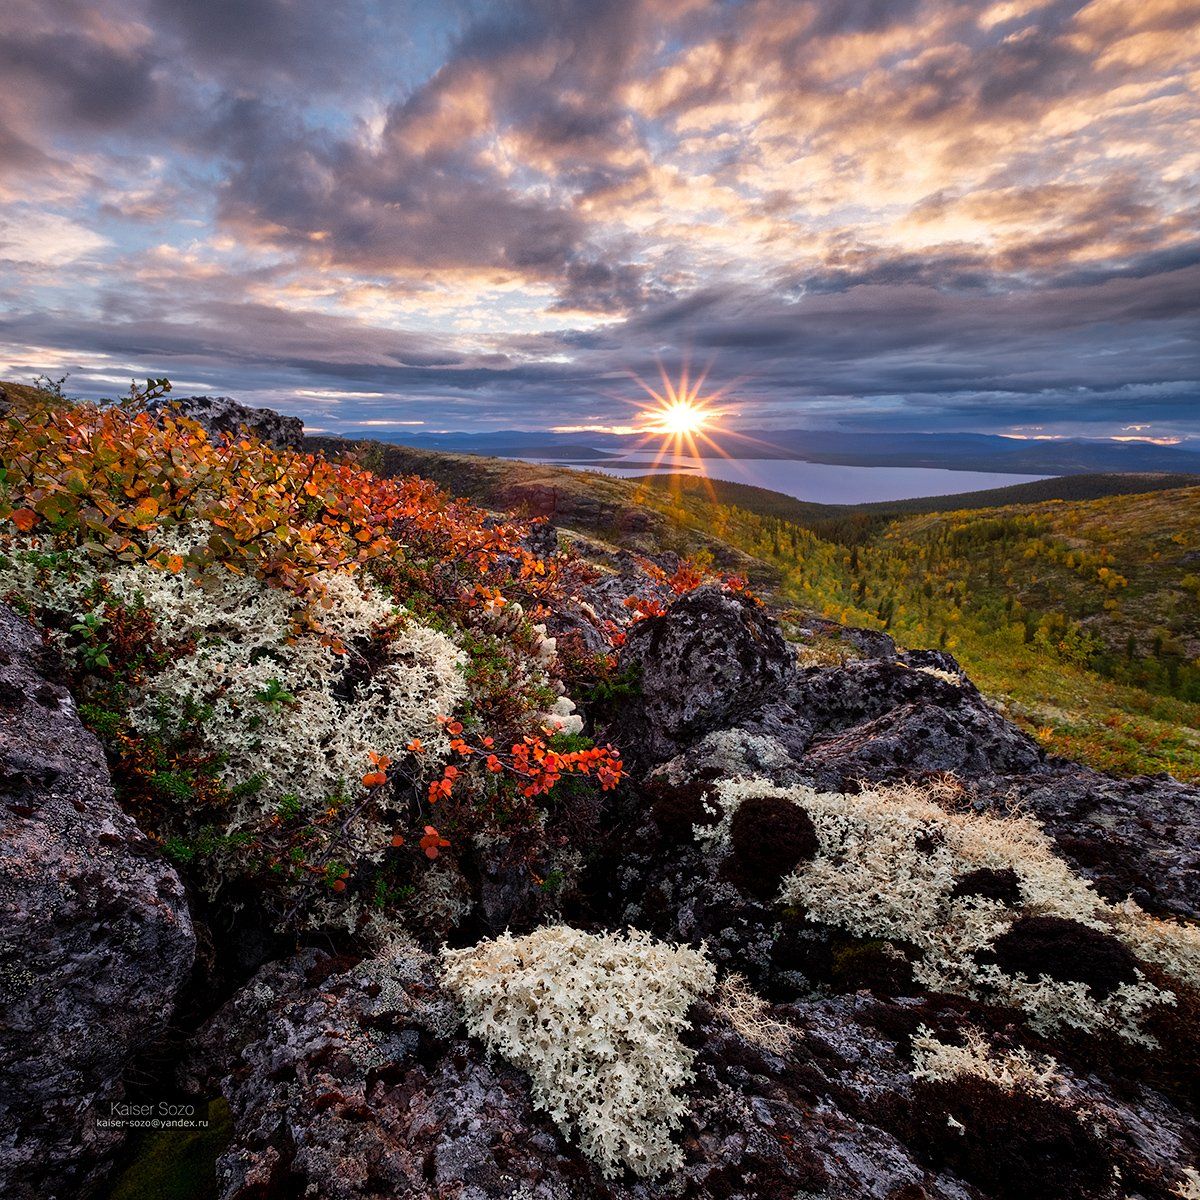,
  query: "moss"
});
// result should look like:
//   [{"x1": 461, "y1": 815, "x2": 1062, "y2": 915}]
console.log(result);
[
  {"x1": 107, "y1": 1098, "x2": 233, "y2": 1200},
  {"x1": 829, "y1": 938, "x2": 916, "y2": 996},
  {"x1": 646, "y1": 778, "x2": 719, "y2": 839},
  {"x1": 905, "y1": 1076, "x2": 1113, "y2": 1200},
  {"x1": 950, "y1": 866, "x2": 1023, "y2": 905},
  {"x1": 727, "y1": 794, "x2": 818, "y2": 899},
  {"x1": 702, "y1": 1145, "x2": 827, "y2": 1199},
  {"x1": 985, "y1": 915, "x2": 1140, "y2": 998}
]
